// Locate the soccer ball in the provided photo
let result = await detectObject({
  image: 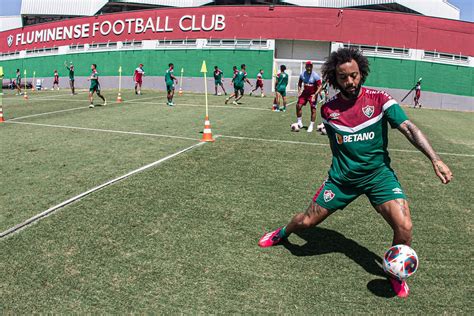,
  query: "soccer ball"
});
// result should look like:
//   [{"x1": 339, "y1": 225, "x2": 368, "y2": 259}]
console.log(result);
[
  {"x1": 316, "y1": 123, "x2": 327, "y2": 135},
  {"x1": 383, "y1": 244, "x2": 419, "y2": 280},
  {"x1": 290, "y1": 123, "x2": 300, "y2": 132}
]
